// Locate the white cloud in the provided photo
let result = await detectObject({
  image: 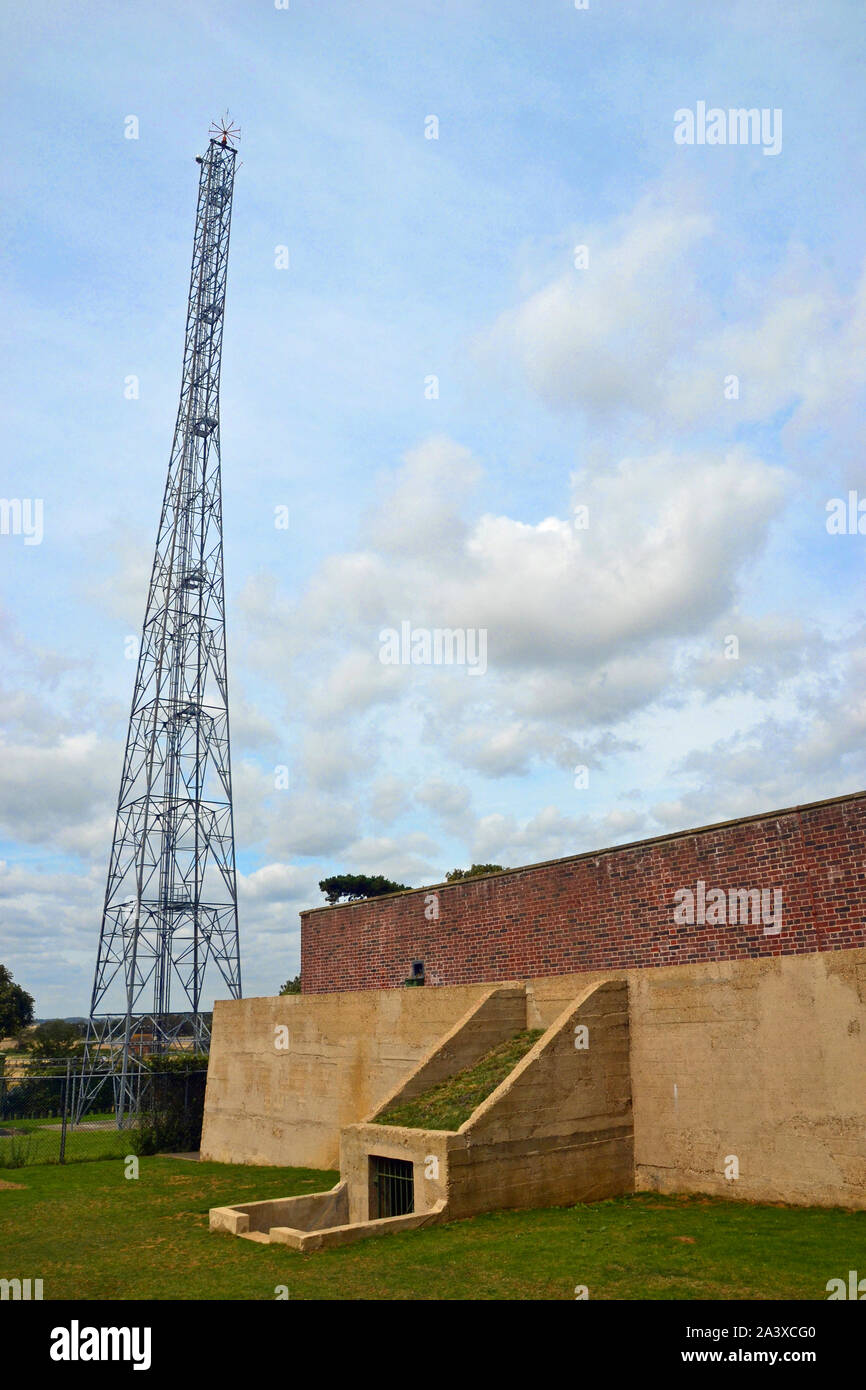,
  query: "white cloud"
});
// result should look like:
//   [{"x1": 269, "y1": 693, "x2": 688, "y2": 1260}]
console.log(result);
[
  {"x1": 476, "y1": 197, "x2": 866, "y2": 461},
  {"x1": 338, "y1": 832, "x2": 441, "y2": 885},
  {"x1": 370, "y1": 775, "x2": 411, "y2": 825},
  {"x1": 471, "y1": 803, "x2": 650, "y2": 867},
  {"x1": 266, "y1": 789, "x2": 359, "y2": 859},
  {"x1": 5, "y1": 177, "x2": 865, "y2": 1016},
  {"x1": 0, "y1": 732, "x2": 117, "y2": 857},
  {"x1": 476, "y1": 196, "x2": 713, "y2": 417},
  {"x1": 368, "y1": 435, "x2": 482, "y2": 559},
  {"x1": 415, "y1": 777, "x2": 473, "y2": 830}
]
